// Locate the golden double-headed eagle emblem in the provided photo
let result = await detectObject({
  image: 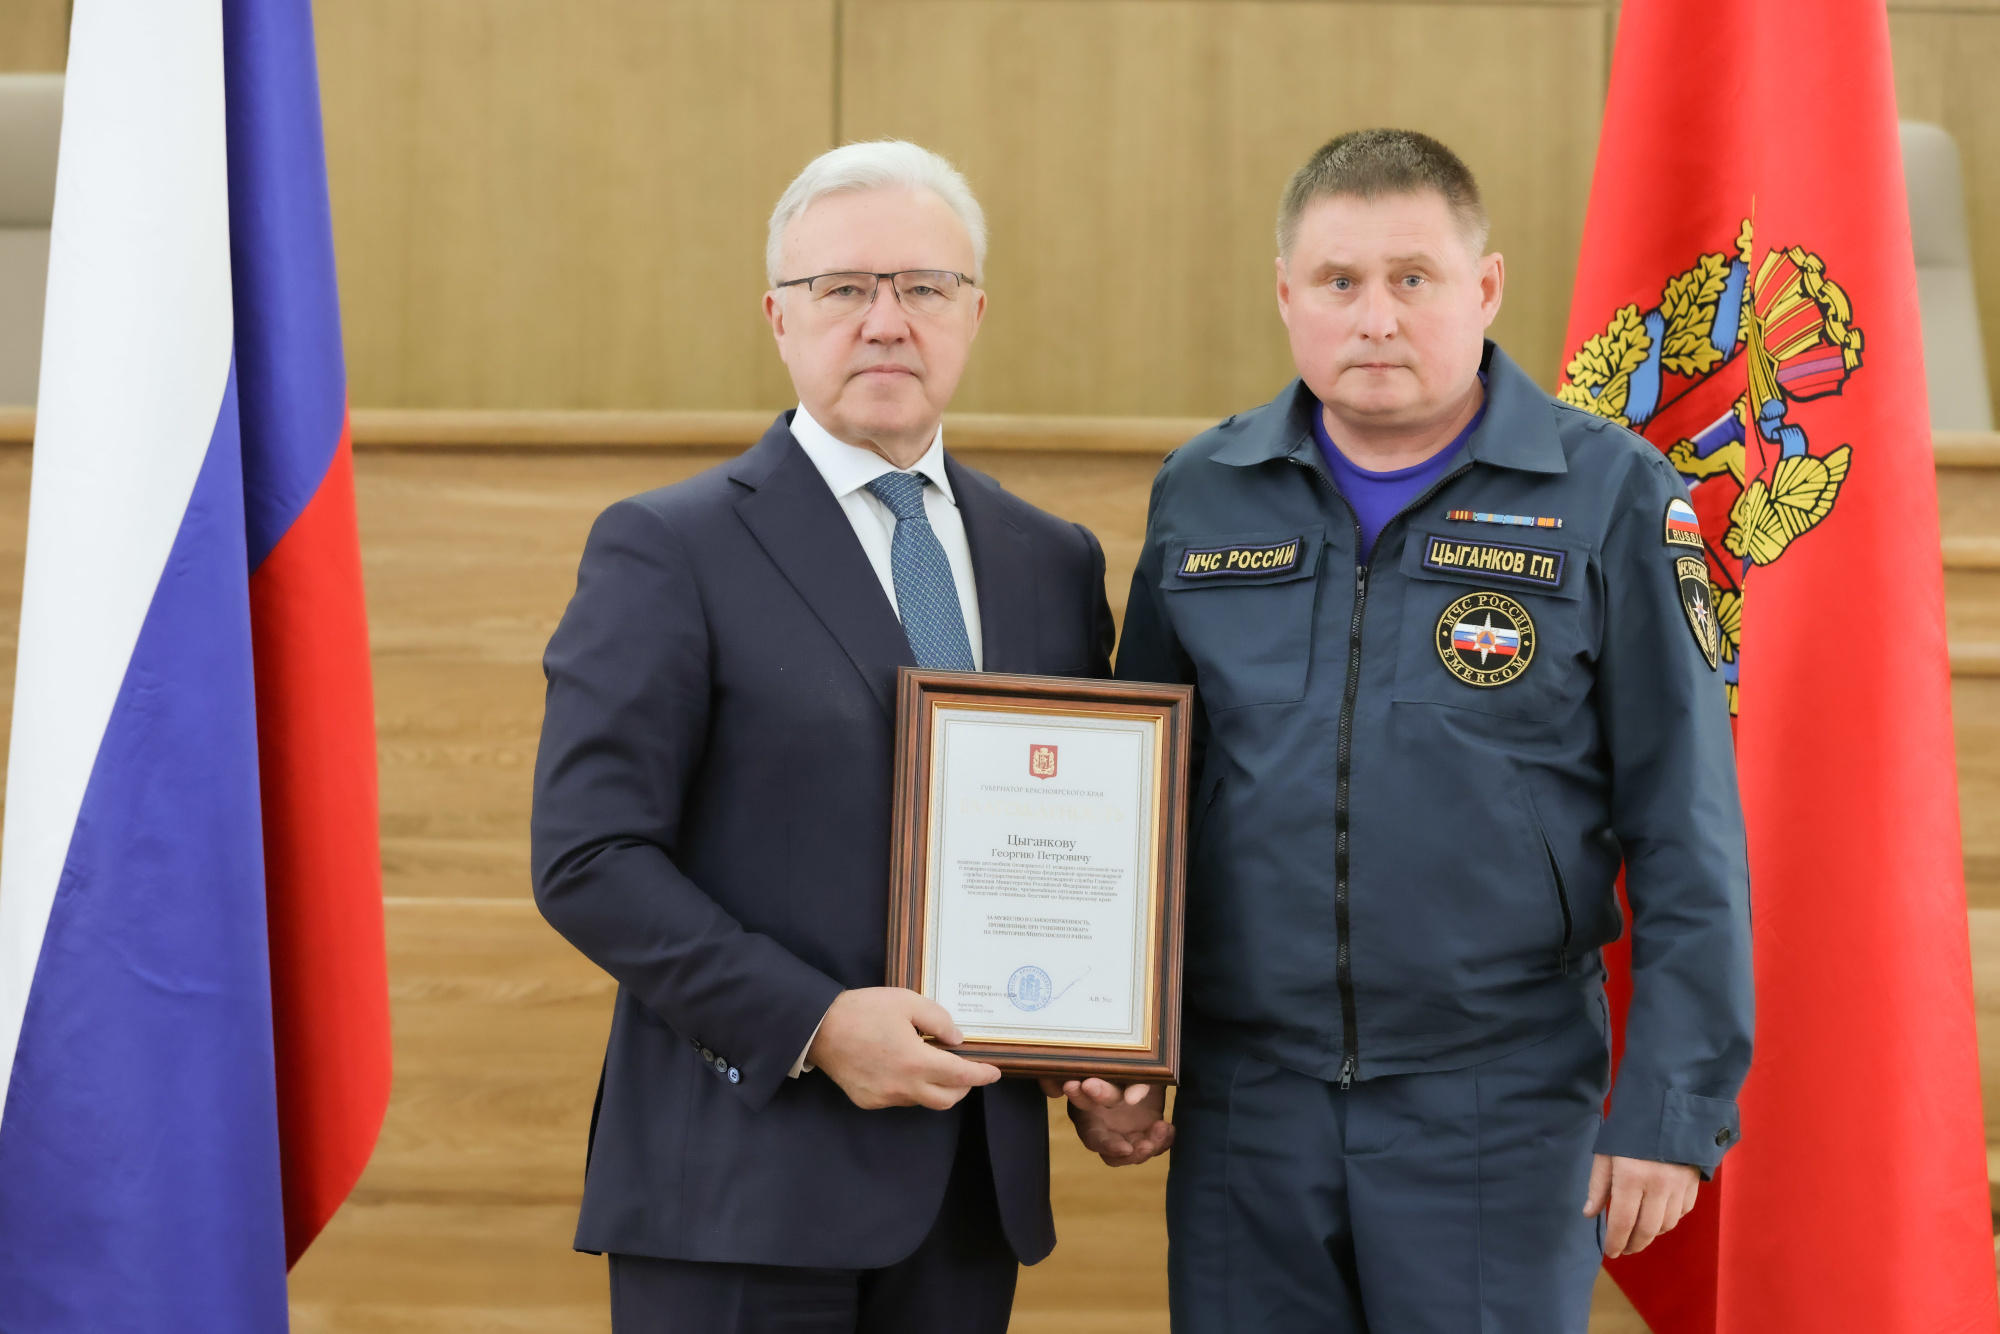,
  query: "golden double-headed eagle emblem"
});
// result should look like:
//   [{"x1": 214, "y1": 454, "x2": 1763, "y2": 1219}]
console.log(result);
[{"x1": 1559, "y1": 219, "x2": 1863, "y2": 714}]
